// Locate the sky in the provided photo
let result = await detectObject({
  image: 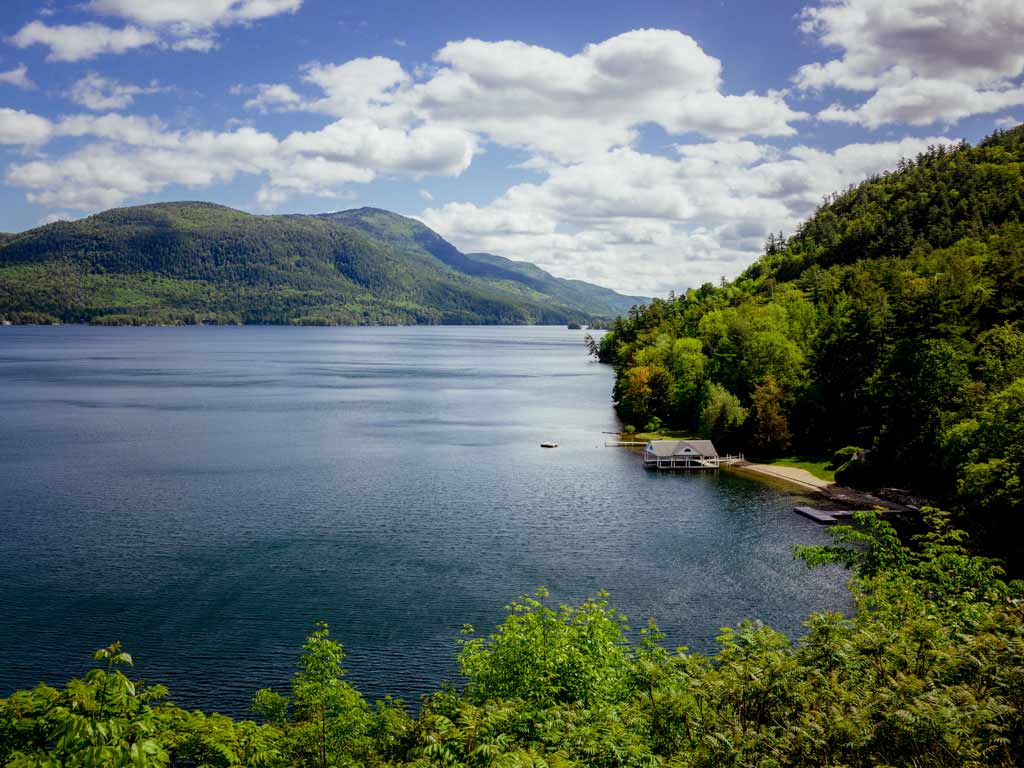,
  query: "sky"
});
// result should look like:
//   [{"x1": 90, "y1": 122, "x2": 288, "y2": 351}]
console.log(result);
[{"x1": 0, "y1": 0, "x2": 1021, "y2": 296}]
